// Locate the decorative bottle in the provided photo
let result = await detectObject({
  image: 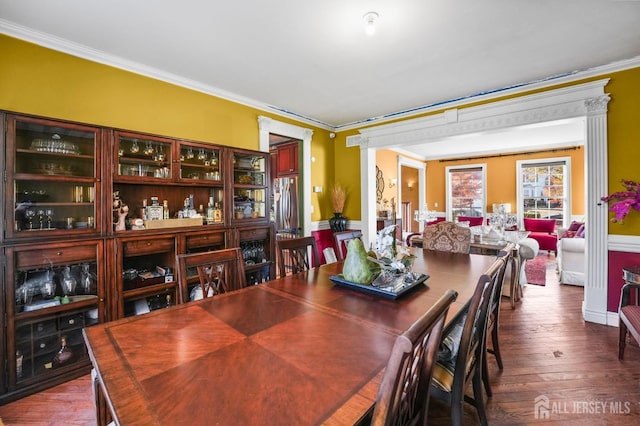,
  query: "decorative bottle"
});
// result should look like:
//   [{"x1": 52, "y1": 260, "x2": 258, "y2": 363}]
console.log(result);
[
  {"x1": 213, "y1": 202, "x2": 222, "y2": 223},
  {"x1": 52, "y1": 336, "x2": 74, "y2": 367},
  {"x1": 206, "y1": 197, "x2": 215, "y2": 224},
  {"x1": 80, "y1": 263, "x2": 96, "y2": 294},
  {"x1": 61, "y1": 266, "x2": 77, "y2": 296}
]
